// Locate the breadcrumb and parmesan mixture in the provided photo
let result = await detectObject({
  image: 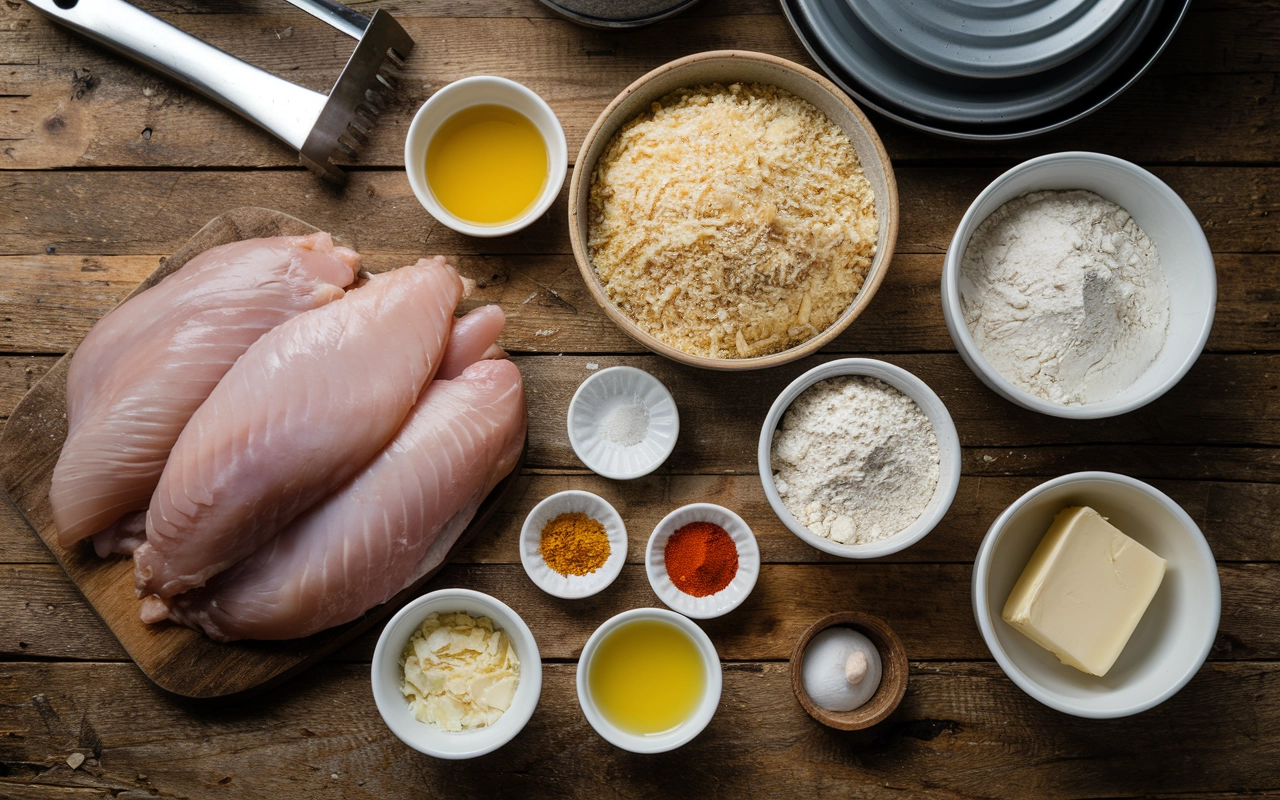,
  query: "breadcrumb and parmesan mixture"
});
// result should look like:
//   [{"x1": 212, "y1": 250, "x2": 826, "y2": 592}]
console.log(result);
[{"x1": 587, "y1": 83, "x2": 878, "y2": 359}]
